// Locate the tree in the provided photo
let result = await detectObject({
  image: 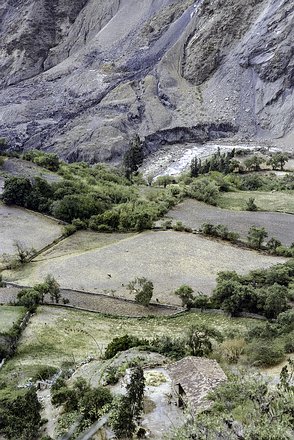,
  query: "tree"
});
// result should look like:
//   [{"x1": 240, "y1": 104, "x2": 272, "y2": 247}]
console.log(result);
[
  {"x1": 127, "y1": 277, "x2": 153, "y2": 307},
  {"x1": 190, "y1": 157, "x2": 200, "y2": 178},
  {"x1": 244, "y1": 155, "x2": 264, "y2": 171},
  {"x1": 2, "y1": 176, "x2": 32, "y2": 206},
  {"x1": 17, "y1": 288, "x2": 42, "y2": 312},
  {"x1": 266, "y1": 237, "x2": 282, "y2": 253},
  {"x1": 110, "y1": 395, "x2": 136, "y2": 439},
  {"x1": 267, "y1": 152, "x2": 289, "y2": 171},
  {"x1": 187, "y1": 177, "x2": 219, "y2": 205},
  {"x1": 110, "y1": 366, "x2": 145, "y2": 439},
  {"x1": 186, "y1": 324, "x2": 223, "y2": 356},
  {"x1": 13, "y1": 241, "x2": 35, "y2": 264},
  {"x1": 174, "y1": 285, "x2": 194, "y2": 309},
  {"x1": 126, "y1": 366, "x2": 145, "y2": 422},
  {"x1": 260, "y1": 284, "x2": 289, "y2": 319},
  {"x1": 247, "y1": 226, "x2": 268, "y2": 249},
  {"x1": 123, "y1": 135, "x2": 144, "y2": 179},
  {"x1": 0, "y1": 387, "x2": 41, "y2": 440}
]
